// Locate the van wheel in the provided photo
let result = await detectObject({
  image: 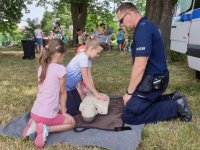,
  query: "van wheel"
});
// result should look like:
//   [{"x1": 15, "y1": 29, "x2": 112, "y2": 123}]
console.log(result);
[{"x1": 196, "y1": 71, "x2": 200, "y2": 80}]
